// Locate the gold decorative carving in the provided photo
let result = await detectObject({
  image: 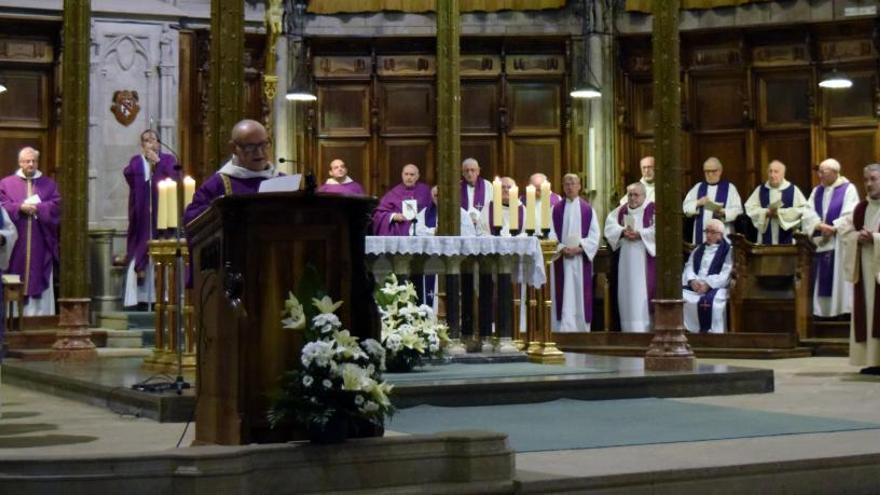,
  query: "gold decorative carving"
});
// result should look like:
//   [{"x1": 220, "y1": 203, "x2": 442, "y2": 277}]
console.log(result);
[
  {"x1": 625, "y1": 54, "x2": 652, "y2": 73},
  {"x1": 313, "y1": 56, "x2": 372, "y2": 78},
  {"x1": 263, "y1": 74, "x2": 278, "y2": 101},
  {"x1": 506, "y1": 55, "x2": 564, "y2": 75},
  {"x1": 376, "y1": 55, "x2": 436, "y2": 76},
  {"x1": 110, "y1": 90, "x2": 140, "y2": 126},
  {"x1": 0, "y1": 37, "x2": 53, "y2": 63},
  {"x1": 460, "y1": 55, "x2": 501, "y2": 77},
  {"x1": 819, "y1": 39, "x2": 876, "y2": 63},
  {"x1": 752, "y1": 44, "x2": 810, "y2": 66}
]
